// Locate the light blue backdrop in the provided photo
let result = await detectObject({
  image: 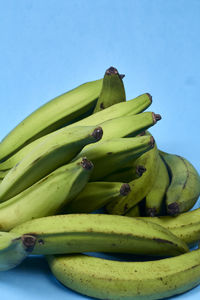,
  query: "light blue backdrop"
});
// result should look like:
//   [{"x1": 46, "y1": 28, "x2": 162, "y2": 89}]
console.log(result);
[{"x1": 0, "y1": 0, "x2": 200, "y2": 299}]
